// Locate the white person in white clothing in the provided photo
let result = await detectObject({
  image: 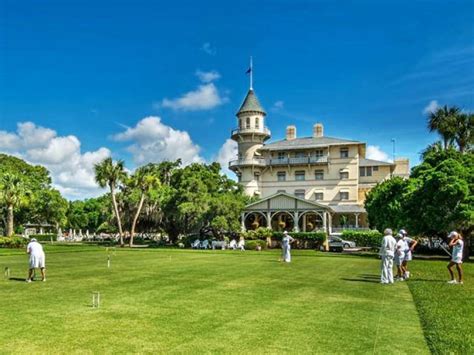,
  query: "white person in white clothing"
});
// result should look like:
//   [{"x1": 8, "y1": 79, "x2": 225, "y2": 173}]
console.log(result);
[
  {"x1": 447, "y1": 231, "x2": 464, "y2": 285},
  {"x1": 380, "y1": 228, "x2": 396, "y2": 284},
  {"x1": 399, "y1": 229, "x2": 417, "y2": 279},
  {"x1": 26, "y1": 238, "x2": 46, "y2": 282},
  {"x1": 281, "y1": 231, "x2": 295, "y2": 263}
]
